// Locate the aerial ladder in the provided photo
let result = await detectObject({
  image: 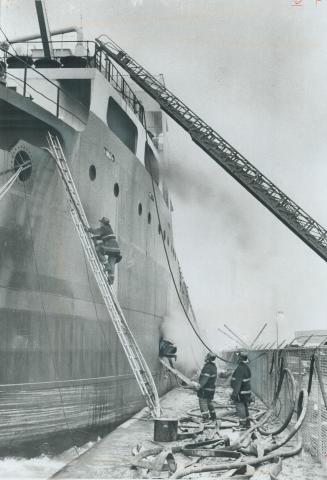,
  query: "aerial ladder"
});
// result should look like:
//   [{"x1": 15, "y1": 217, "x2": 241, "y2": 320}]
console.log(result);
[
  {"x1": 46, "y1": 131, "x2": 160, "y2": 418},
  {"x1": 95, "y1": 35, "x2": 327, "y2": 264}
]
